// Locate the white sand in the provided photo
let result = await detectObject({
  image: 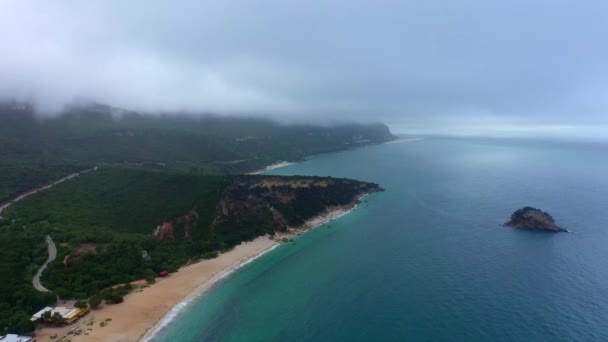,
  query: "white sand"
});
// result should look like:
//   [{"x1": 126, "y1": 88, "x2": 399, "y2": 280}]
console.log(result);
[{"x1": 247, "y1": 161, "x2": 295, "y2": 175}]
